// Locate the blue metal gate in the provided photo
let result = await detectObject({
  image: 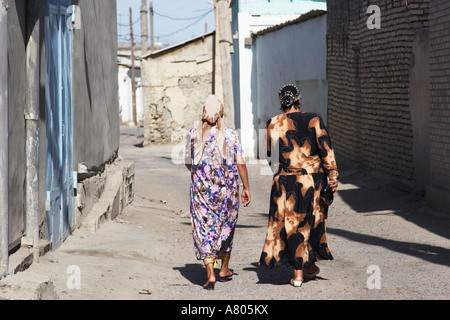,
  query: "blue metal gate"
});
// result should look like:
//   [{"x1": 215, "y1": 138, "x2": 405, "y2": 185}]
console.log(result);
[{"x1": 45, "y1": 0, "x2": 75, "y2": 249}]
